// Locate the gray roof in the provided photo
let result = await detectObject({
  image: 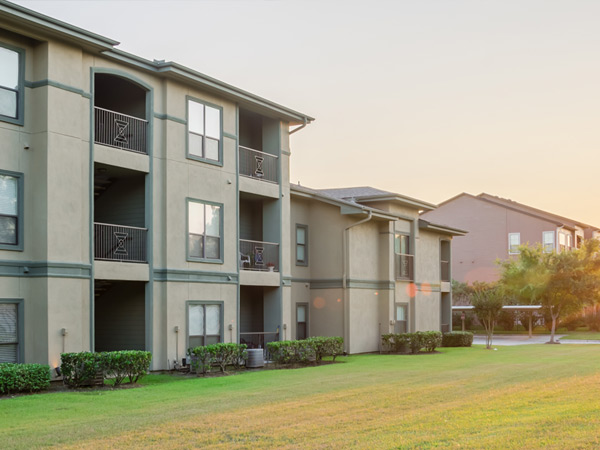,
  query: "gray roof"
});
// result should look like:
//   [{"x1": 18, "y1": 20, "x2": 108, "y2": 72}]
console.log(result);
[{"x1": 317, "y1": 186, "x2": 436, "y2": 211}]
